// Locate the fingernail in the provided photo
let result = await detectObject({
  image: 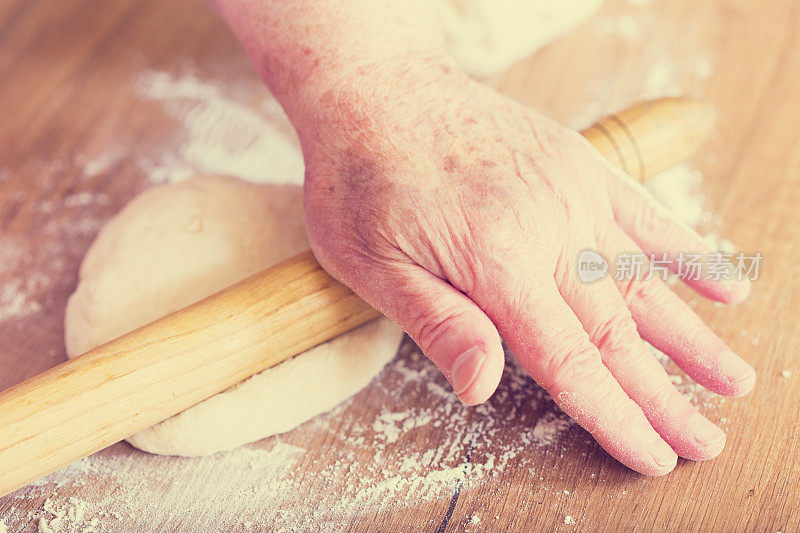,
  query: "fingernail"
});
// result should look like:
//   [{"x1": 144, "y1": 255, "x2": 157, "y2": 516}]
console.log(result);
[
  {"x1": 688, "y1": 413, "x2": 725, "y2": 447},
  {"x1": 450, "y1": 346, "x2": 486, "y2": 397},
  {"x1": 650, "y1": 437, "x2": 677, "y2": 468},
  {"x1": 718, "y1": 351, "x2": 756, "y2": 385}
]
